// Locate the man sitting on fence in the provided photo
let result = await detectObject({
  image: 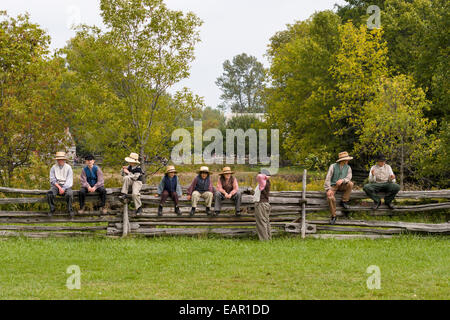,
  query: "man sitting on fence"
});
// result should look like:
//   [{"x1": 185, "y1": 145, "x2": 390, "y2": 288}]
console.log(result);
[
  {"x1": 118, "y1": 153, "x2": 145, "y2": 215},
  {"x1": 78, "y1": 155, "x2": 108, "y2": 215},
  {"x1": 47, "y1": 152, "x2": 74, "y2": 217},
  {"x1": 324, "y1": 151, "x2": 354, "y2": 225},
  {"x1": 156, "y1": 166, "x2": 182, "y2": 216},
  {"x1": 187, "y1": 166, "x2": 214, "y2": 217},
  {"x1": 363, "y1": 154, "x2": 401, "y2": 210},
  {"x1": 214, "y1": 167, "x2": 242, "y2": 217}
]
